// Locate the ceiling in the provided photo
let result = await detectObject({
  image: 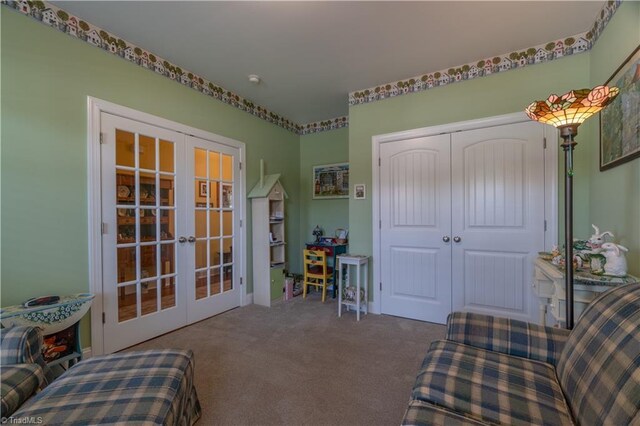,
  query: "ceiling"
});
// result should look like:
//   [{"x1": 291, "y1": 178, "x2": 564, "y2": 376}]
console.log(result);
[{"x1": 53, "y1": 1, "x2": 605, "y2": 125}]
